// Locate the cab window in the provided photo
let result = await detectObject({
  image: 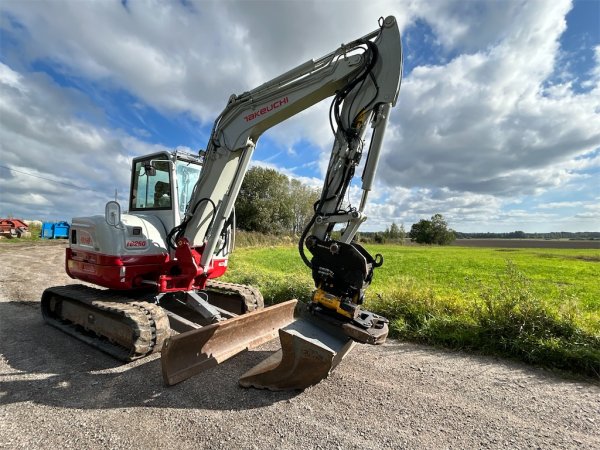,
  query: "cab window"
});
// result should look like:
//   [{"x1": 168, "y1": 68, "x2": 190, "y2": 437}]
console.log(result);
[
  {"x1": 176, "y1": 162, "x2": 202, "y2": 218},
  {"x1": 130, "y1": 158, "x2": 172, "y2": 211}
]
